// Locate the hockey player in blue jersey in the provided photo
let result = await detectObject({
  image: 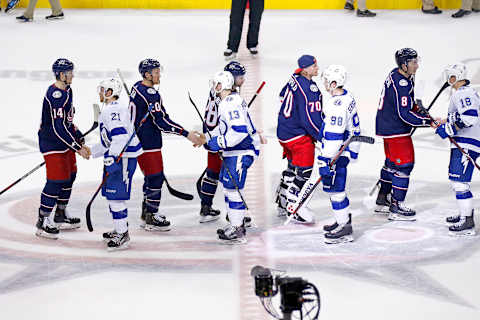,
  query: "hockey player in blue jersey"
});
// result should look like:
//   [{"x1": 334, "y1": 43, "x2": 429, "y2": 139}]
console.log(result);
[
  {"x1": 207, "y1": 71, "x2": 261, "y2": 244},
  {"x1": 36, "y1": 58, "x2": 91, "y2": 239},
  {"x1": 433, "y1": 63, "x2": 480, "y2": 236},
  {"x1": 131, "y1": 59, "x2": 206, "y2": 232},
  {"x1": 89, "y1": 78, "x2": 143, "y2": 250},
  {"x1": 374, "y1": 48, "x2": 433, "y2": 221},
  {"x1": 317, "y1": 65, "x2": 361, "y2": 244},
  {"x1": 276, "y1": 55, "x2": 323, "y2": 223},
  {"x1": 198, "y1": 61, "x2": 246, "y2": 223}
]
